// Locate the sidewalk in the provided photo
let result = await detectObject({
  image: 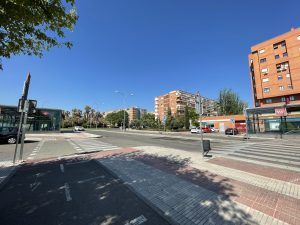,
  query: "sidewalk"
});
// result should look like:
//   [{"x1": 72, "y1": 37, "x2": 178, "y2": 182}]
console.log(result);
[
  {"x1": 0, "y1": 161, "x2": 19, "y2": 189},
  {"x1": 96, "y1": 147, "x2": 299, "y2": 225},
  {"x1": 26, "y1": 131, "x2": 101, "y2": 139}
]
